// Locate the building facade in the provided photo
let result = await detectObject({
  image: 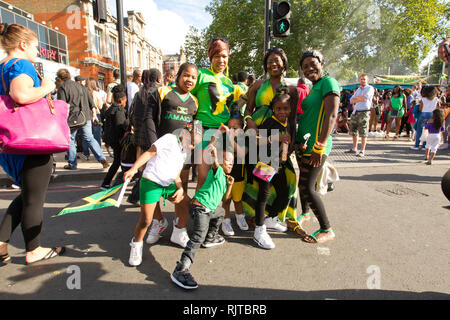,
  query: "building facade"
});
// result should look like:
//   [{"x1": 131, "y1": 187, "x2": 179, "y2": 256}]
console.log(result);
[
  {"x1": 6, "y1": 0, "x2": 163, "y2": 89},
  {"x1": 0, "y1": 0, "x2": 79, "y2": 80},
  {"x1": 163, "y1": 47, "x2": 186, "y2": 76}
]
